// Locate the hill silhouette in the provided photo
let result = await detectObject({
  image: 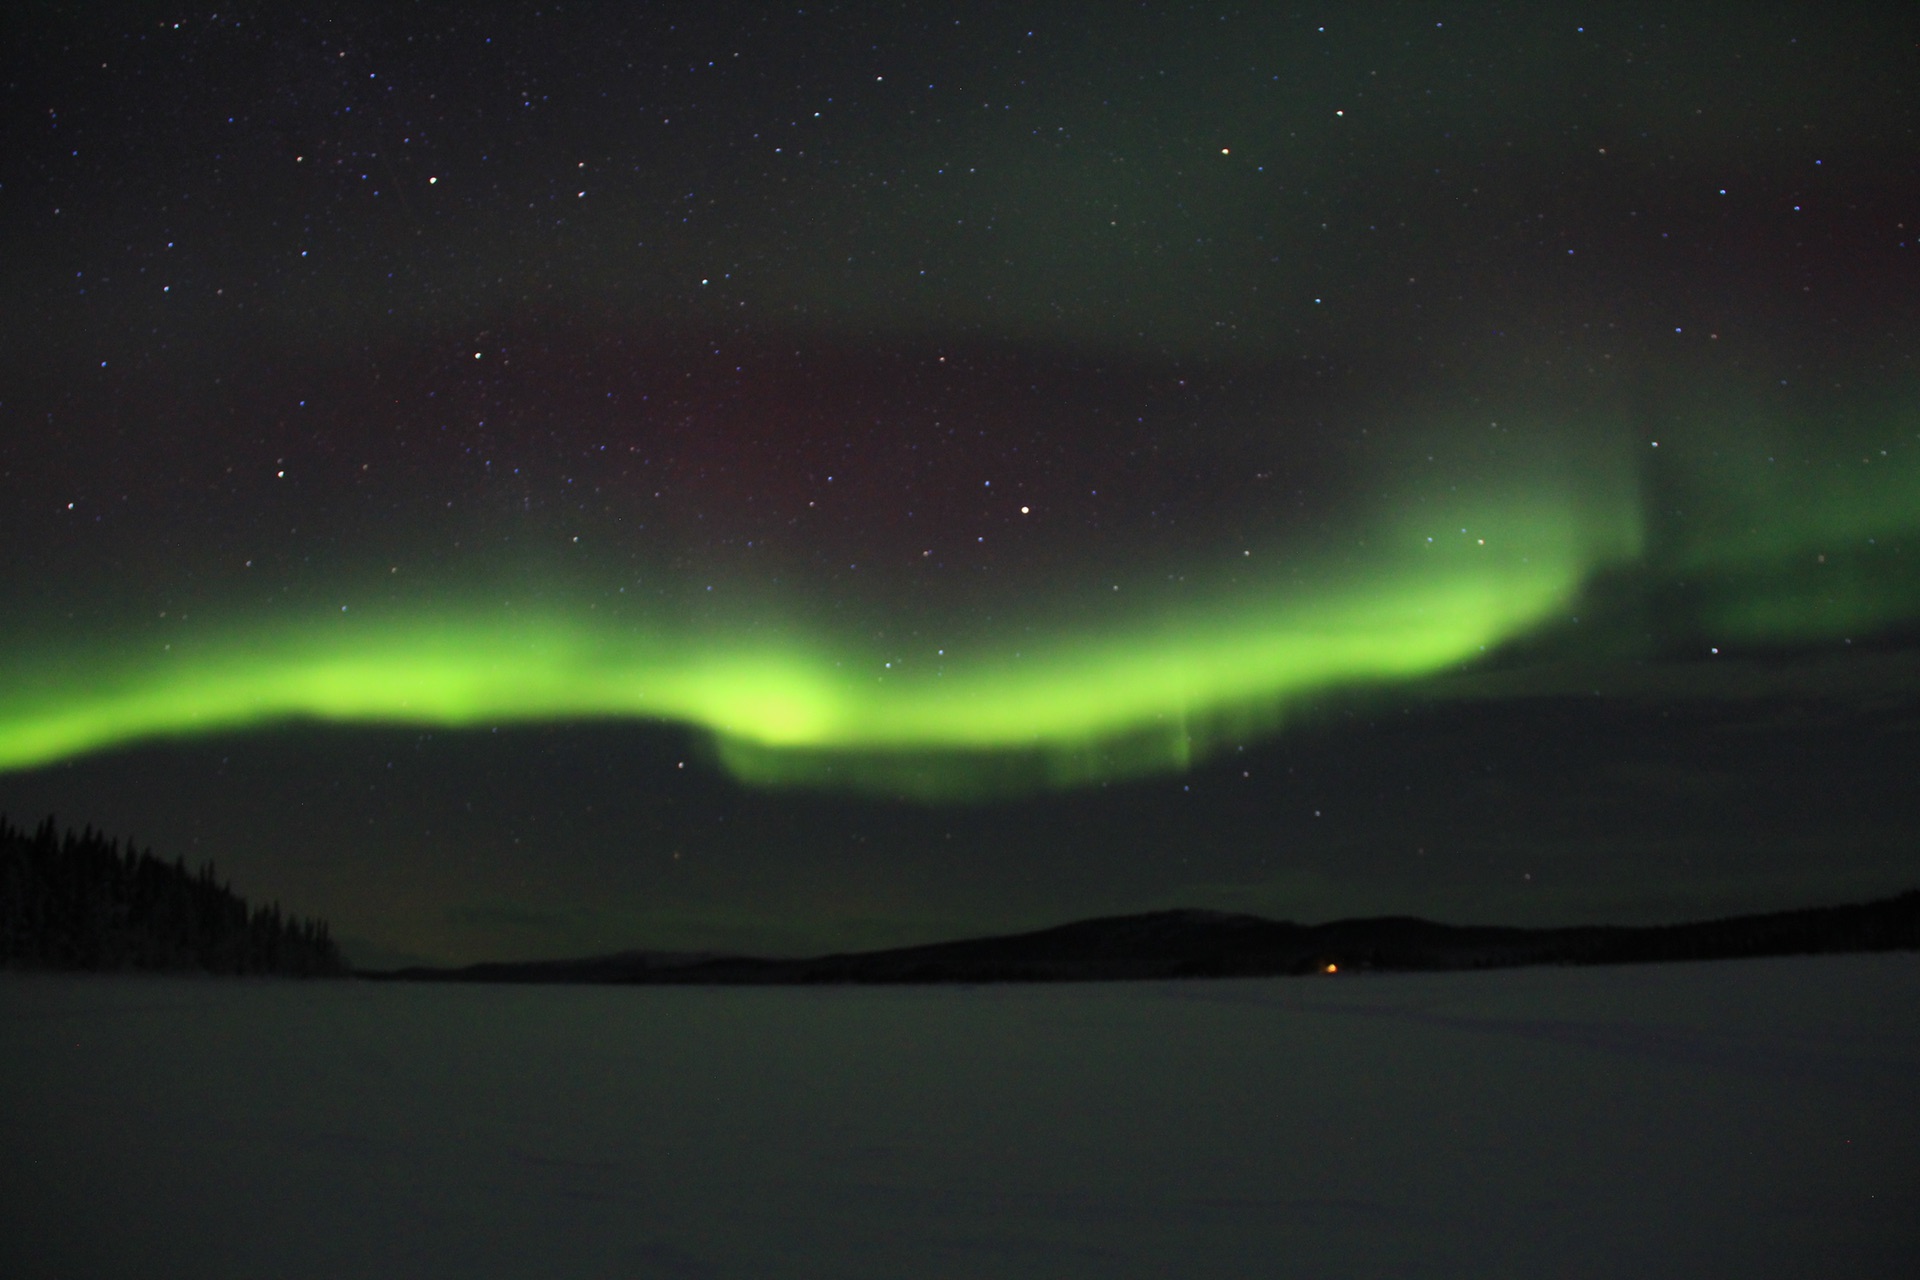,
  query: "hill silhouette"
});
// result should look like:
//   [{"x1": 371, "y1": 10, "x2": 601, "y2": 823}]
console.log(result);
[{"x1": 369, "y1": 890, "x2": 1920, "y2": 986}]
